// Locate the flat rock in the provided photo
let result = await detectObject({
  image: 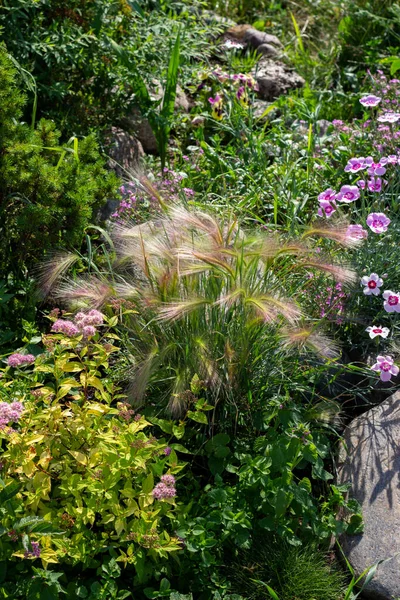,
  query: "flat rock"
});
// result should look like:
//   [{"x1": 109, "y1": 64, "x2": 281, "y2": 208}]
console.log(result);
[
  {"x1": 243, "y1": 27, "x2": 283, "y2": 49},
  {"x1": 124, "y1": 81, "x2": 191, "y2": 154},
  {"x1": 253, "y1": 59, "x2": 304, "y2": 101},
  {"x1": 105, "y1": 127, "x2": 144, "y2": 177},
  {"x1": 338, "y1": 391, "x2": 400, "y2": 599}
]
